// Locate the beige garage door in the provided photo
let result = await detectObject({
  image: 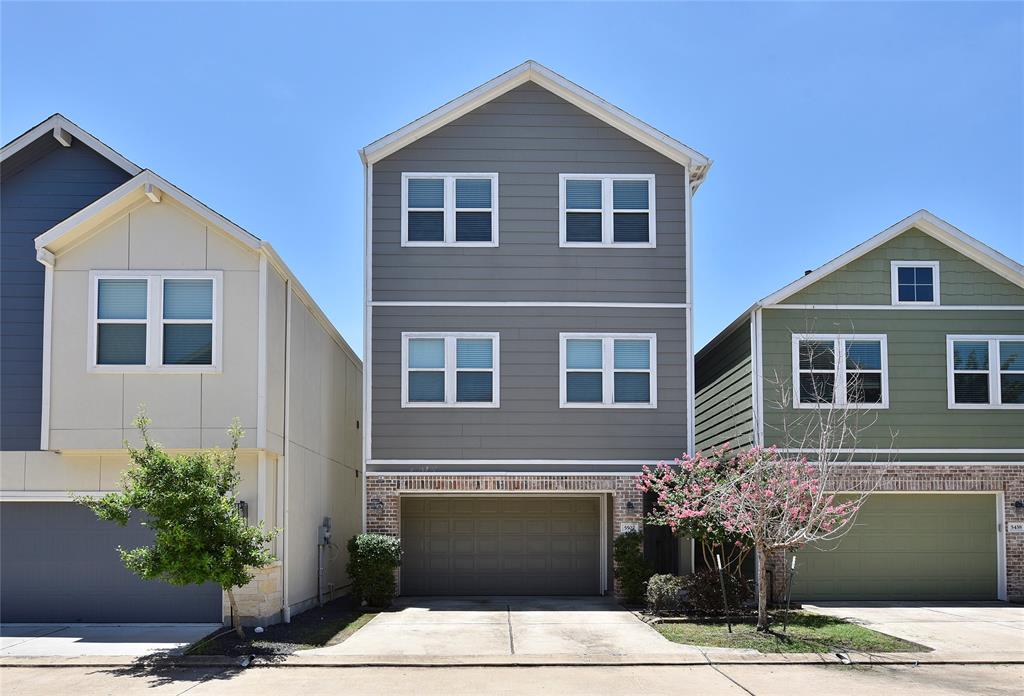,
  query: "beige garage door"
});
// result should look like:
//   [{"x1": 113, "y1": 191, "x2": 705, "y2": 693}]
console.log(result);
[
  {"x1": 791, "y1": 494, "x2": 998, "y2": 601},
  {"x1": 401, "y1": 496, "x2": 602, "y2": 595}
]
